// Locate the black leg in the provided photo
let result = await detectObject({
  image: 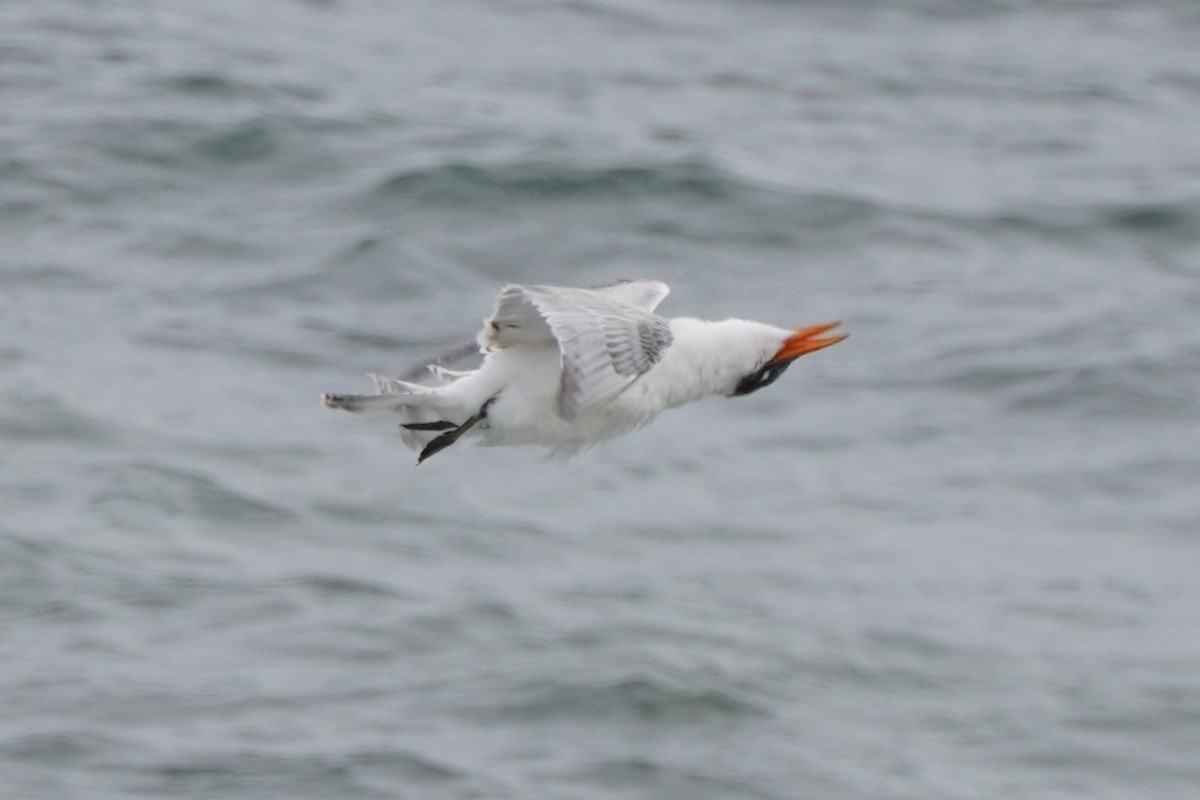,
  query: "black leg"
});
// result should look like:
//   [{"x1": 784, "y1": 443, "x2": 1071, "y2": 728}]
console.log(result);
[
  {"x1": 417, "y1": 398, "x2": 495, "y2": 464},
  {"x1": 401, "y1": 420, "x2": 458, "y2": 431}
]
